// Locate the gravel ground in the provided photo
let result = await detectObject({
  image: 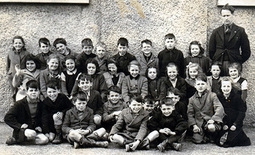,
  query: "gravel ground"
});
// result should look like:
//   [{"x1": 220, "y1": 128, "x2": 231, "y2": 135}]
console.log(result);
[{"x1": 1, "y1": 123, "x2": 255, "y2": 155}]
